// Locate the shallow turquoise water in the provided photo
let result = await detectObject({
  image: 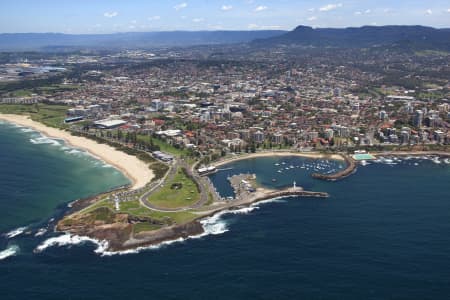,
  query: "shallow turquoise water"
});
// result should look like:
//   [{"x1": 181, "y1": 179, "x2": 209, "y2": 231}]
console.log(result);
[{"x1": 0, "y1": 121, "x2": 130, "y2": 232}]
